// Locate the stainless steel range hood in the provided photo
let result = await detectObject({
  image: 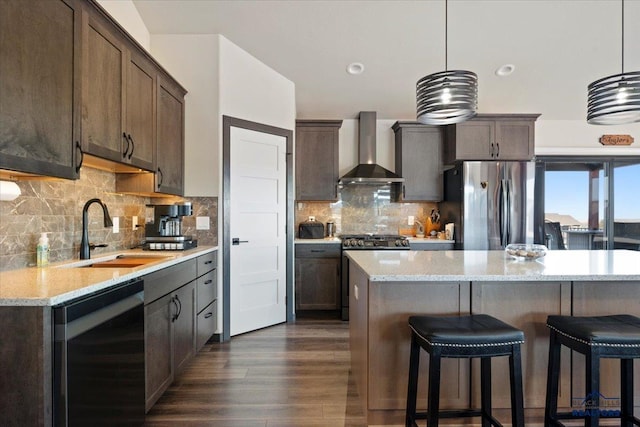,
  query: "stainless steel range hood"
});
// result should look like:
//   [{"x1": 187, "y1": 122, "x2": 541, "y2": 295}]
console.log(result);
[{"x1": 338, "y1": 112, "x2": 404, "y2": 184}]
